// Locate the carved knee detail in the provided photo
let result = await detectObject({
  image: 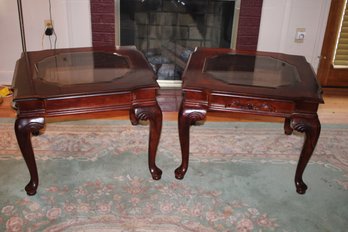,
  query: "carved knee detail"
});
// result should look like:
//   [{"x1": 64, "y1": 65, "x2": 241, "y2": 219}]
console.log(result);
[
  {"x1": 15, "y1": 118, "x2": 45, "y2": 134},
  {"x1": 291, "y1": 116, "x2": 321, "y2": 148},
  {"x1": 130, "y1": 105, "x2": 162, "y2": 125},
  {"x1": 183, "y1": 109, "x2": 207, "y2": 126}
]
